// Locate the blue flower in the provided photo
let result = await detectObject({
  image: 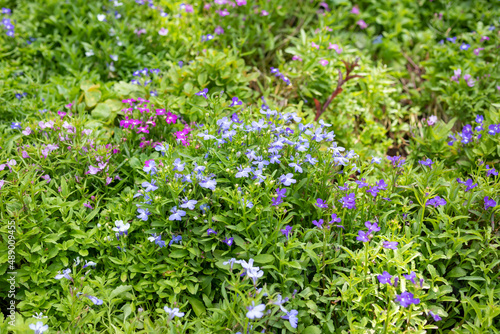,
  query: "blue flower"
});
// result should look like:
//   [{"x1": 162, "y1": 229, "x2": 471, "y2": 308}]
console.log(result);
[
  {"x1": 281, "y1": 309, "x2": 299, "y2": 328},
  {"x1": 246, "y1": 302, "x2": 265, "y2": 319},
  {"x1": 279, "y1": 173, "x2": 296, "y2": 186},
  {"x1": 169, "y1": 206, "x2": 186, "y2": 221},
  {"x1": 199, "y1": 177, "x2": 217, "y2": 190},
  {"x1": 207, "y1": 228, "x2": 217, "y2": 236},
  {"x1": 136, "y1": 208, "x2": 151, "y2": 221},
  {"x1": 180, "y1": 199, "x2": 197, "y2": 210},
  {"x1": 356, "y1": 230, "x2": 369, "y2": 242},
  {"x1": 169, "y1": 235, "x2": 182, "y2": 246},
  {"x1": 403, "y1": 271, "x2": 417, "y2": 284},
  {"x1": 173, "y1": 158, "x2": 185, "y2": 171},
  {"x1": 229, "y1": 96, "x2": 243, "y2": 107},
  {"x1": 11, "y1": 122, "x2": 21, "y2": 130},
  {"x1": 195, "y1": 88, "x2": 208, "y2": 99},
  {"x1": 395, "y1": 291, "x2": 420, "y2": 307},
  {"x1": 142, "y1": 180, "x2": 158, "y2": 192}
]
